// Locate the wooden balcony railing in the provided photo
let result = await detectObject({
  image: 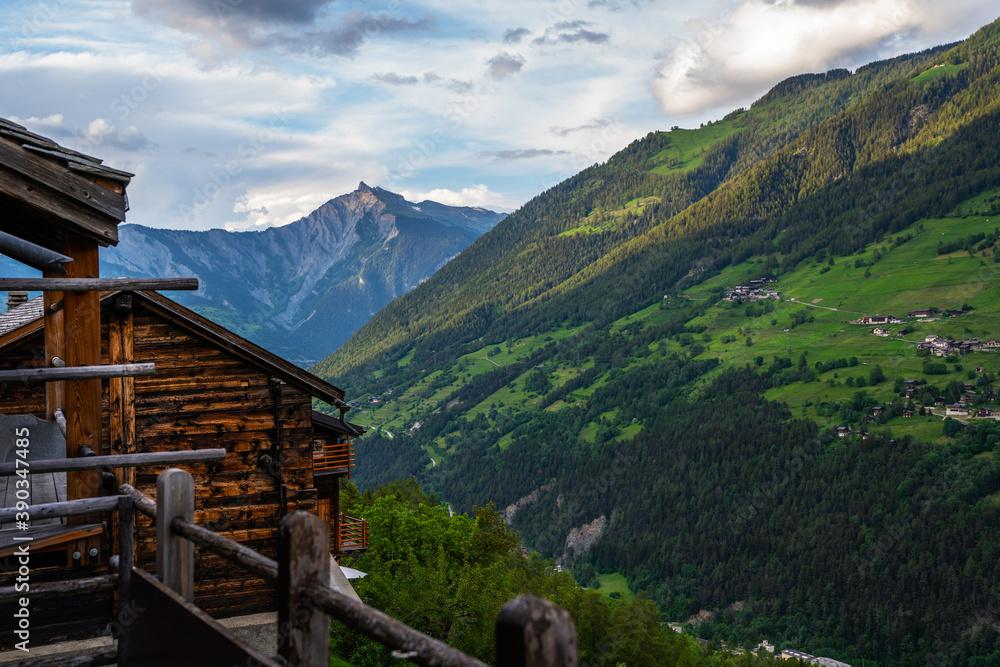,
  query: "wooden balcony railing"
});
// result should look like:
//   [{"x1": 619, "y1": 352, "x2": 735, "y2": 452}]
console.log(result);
[
  {"x1": 336, "y1": 513, "x2": 368, "y2": 553},
  {"x1": 313, "y1": 439, "x2": 355, "y2": 477}
]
